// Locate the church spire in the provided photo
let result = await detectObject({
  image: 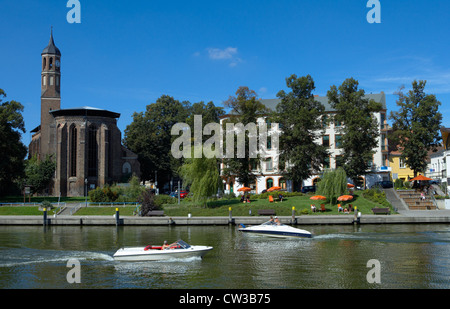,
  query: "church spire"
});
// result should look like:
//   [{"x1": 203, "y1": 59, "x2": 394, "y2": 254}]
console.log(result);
[{"x1": 42, "y1": 27, "x2": 61, "y2": 56}]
